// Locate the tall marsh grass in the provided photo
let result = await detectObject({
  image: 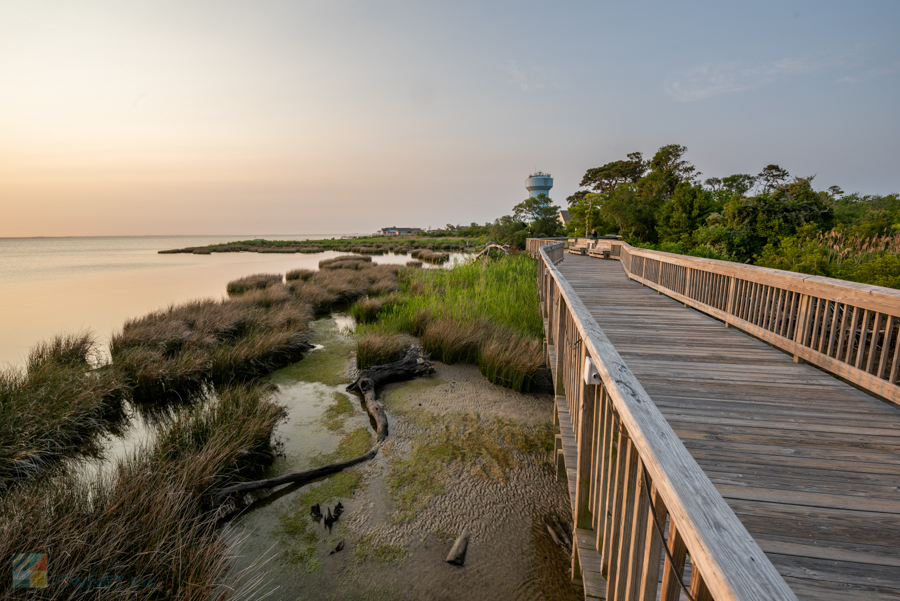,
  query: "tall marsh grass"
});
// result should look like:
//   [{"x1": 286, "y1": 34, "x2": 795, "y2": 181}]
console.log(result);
[
  {"x1": 0, "y1": 333, "x2": 129, "y2": 490},
  {"x1": 112, "y1": 260, "x2": 405, "y2": 402},
  {"x1": 111, "y1": 294, "x2": 313, "y2": 402},
  {"x1": 0, "y1": 383, "x2": 282, "y2": 597},
  {"x1": 358, "y1": 255, "x2": 545, "y2": 391},
  {"x1": 226, "y1": 273, "x2": 283, "y2": 296}
]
